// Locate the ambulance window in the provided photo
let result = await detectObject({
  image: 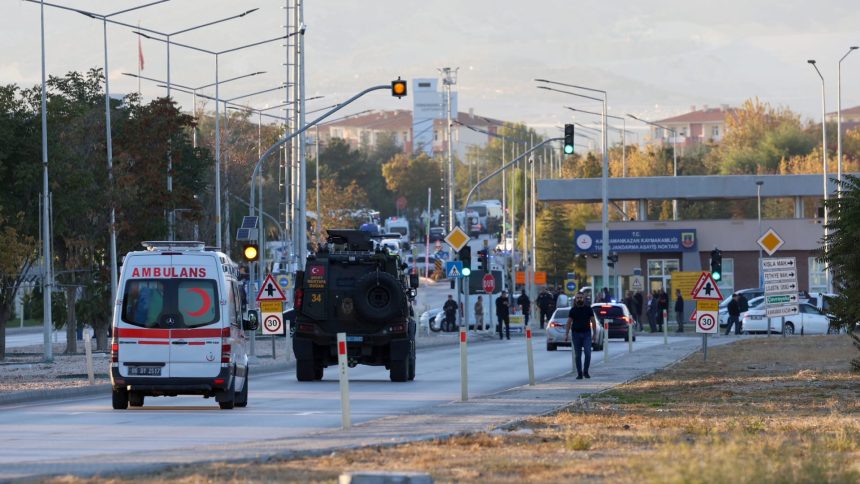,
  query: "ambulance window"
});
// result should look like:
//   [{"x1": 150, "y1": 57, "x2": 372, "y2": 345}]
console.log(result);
[
  {"x1": 122, "y1": 280, "x2": 166, "y2": 327},
  {"x1": 178, "y1": 280, "x2": 219, "y2": 327}
]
